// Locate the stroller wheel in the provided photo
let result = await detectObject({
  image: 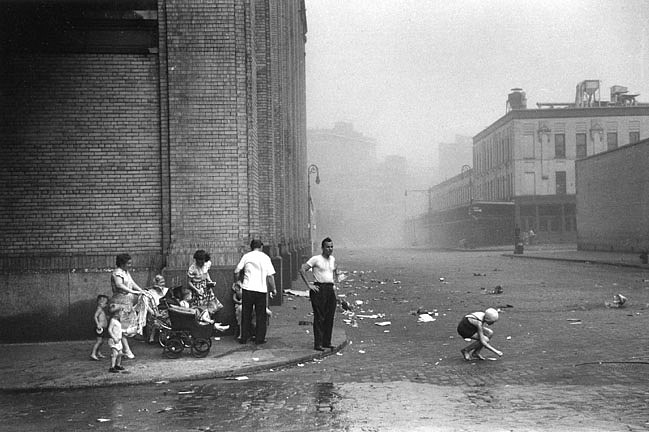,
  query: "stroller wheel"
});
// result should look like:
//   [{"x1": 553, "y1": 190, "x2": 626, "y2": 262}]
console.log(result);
[
  {"x1": 181, "y1": 333, "x2": 193, "y2": 348},
  {"x1": 191, "y1": 338, "x2": 211, "y2": 358},
  {"x1": 163, "y1": 338, "x2": 184, "y2": 359},
  {"x1": 158, "y1": 328, "x2": 171, "y2": 348}
]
